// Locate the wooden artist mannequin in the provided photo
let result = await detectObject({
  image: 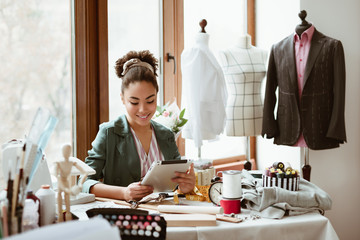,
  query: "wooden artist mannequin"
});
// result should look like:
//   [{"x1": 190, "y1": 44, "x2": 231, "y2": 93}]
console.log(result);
[{"x1": 55, "y1": 144, "x2": 88, "y2": 222}]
